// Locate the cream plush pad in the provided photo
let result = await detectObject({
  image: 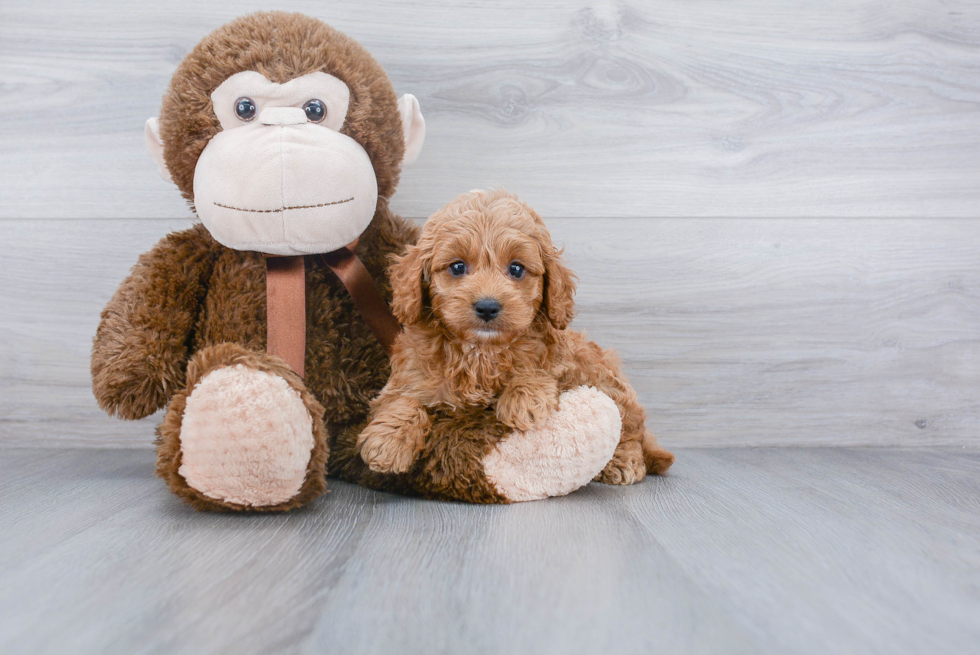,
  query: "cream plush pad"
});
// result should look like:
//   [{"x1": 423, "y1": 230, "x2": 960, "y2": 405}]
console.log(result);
[
  {"x1": 179, "y1": 365, "x2": 315, "y2": 507},
  {"x1": 483, "y1": 386, "x2": 622, "y2": 502}
]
